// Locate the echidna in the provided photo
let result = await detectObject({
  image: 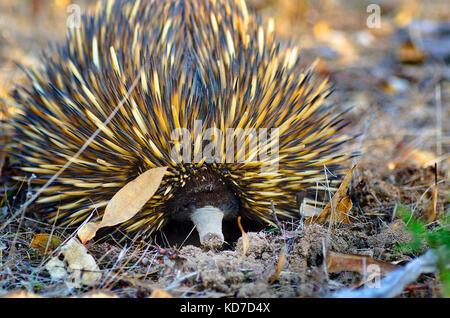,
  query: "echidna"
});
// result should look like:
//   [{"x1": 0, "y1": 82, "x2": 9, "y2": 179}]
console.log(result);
[{"x1": 9, "y1": 0, "x2": 353, "y2": 248}]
